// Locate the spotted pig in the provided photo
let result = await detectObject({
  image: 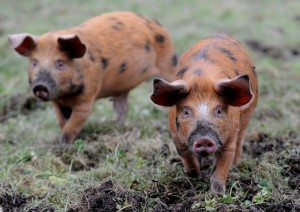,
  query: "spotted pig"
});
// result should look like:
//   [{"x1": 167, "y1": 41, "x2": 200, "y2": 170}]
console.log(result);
[
  {"x1": 9, "y1": 12, "x2": 177, "y2": 144},
  {"x1": 151, "y1": 34, "x2": 258, "y2": 194}
]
